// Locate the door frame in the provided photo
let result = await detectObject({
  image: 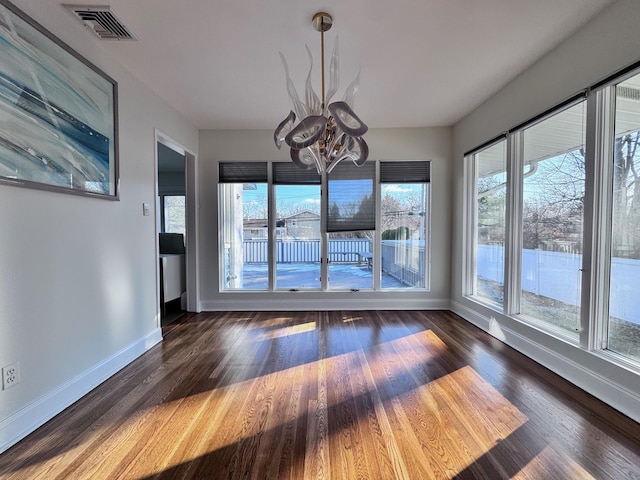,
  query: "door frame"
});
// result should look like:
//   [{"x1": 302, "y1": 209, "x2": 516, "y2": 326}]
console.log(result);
[{"x1": 155, "y1": 130, "x2": 200, "y2": 320}]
